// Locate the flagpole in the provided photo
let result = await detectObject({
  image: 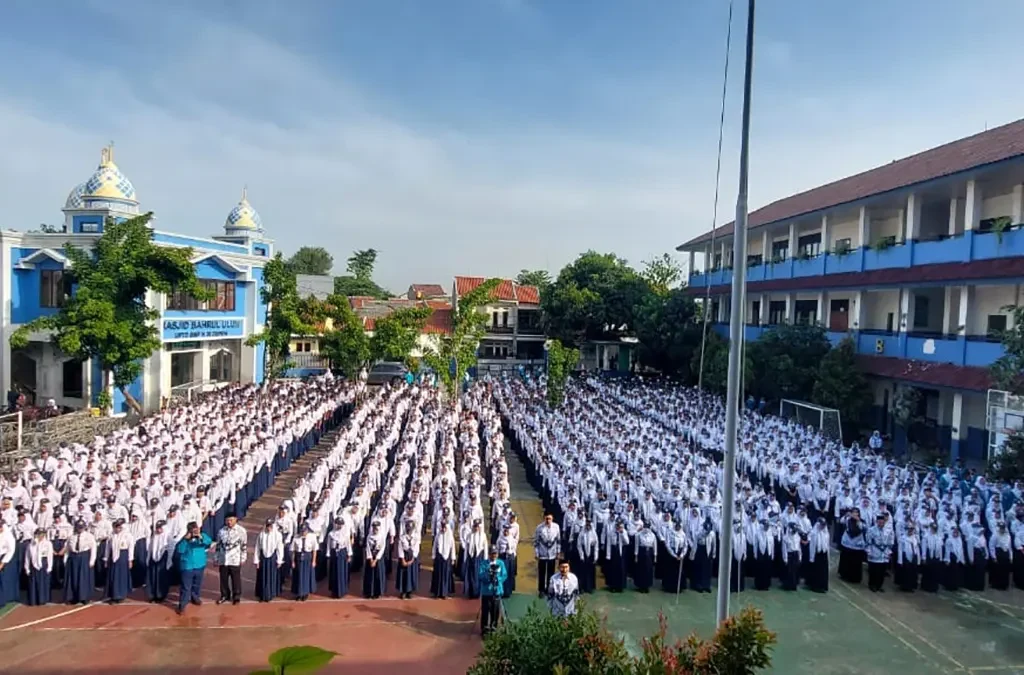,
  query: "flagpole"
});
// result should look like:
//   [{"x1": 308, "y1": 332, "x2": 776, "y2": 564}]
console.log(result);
[{"x1": 716, "y1": 0, "x2": 756, "y2": 627}]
